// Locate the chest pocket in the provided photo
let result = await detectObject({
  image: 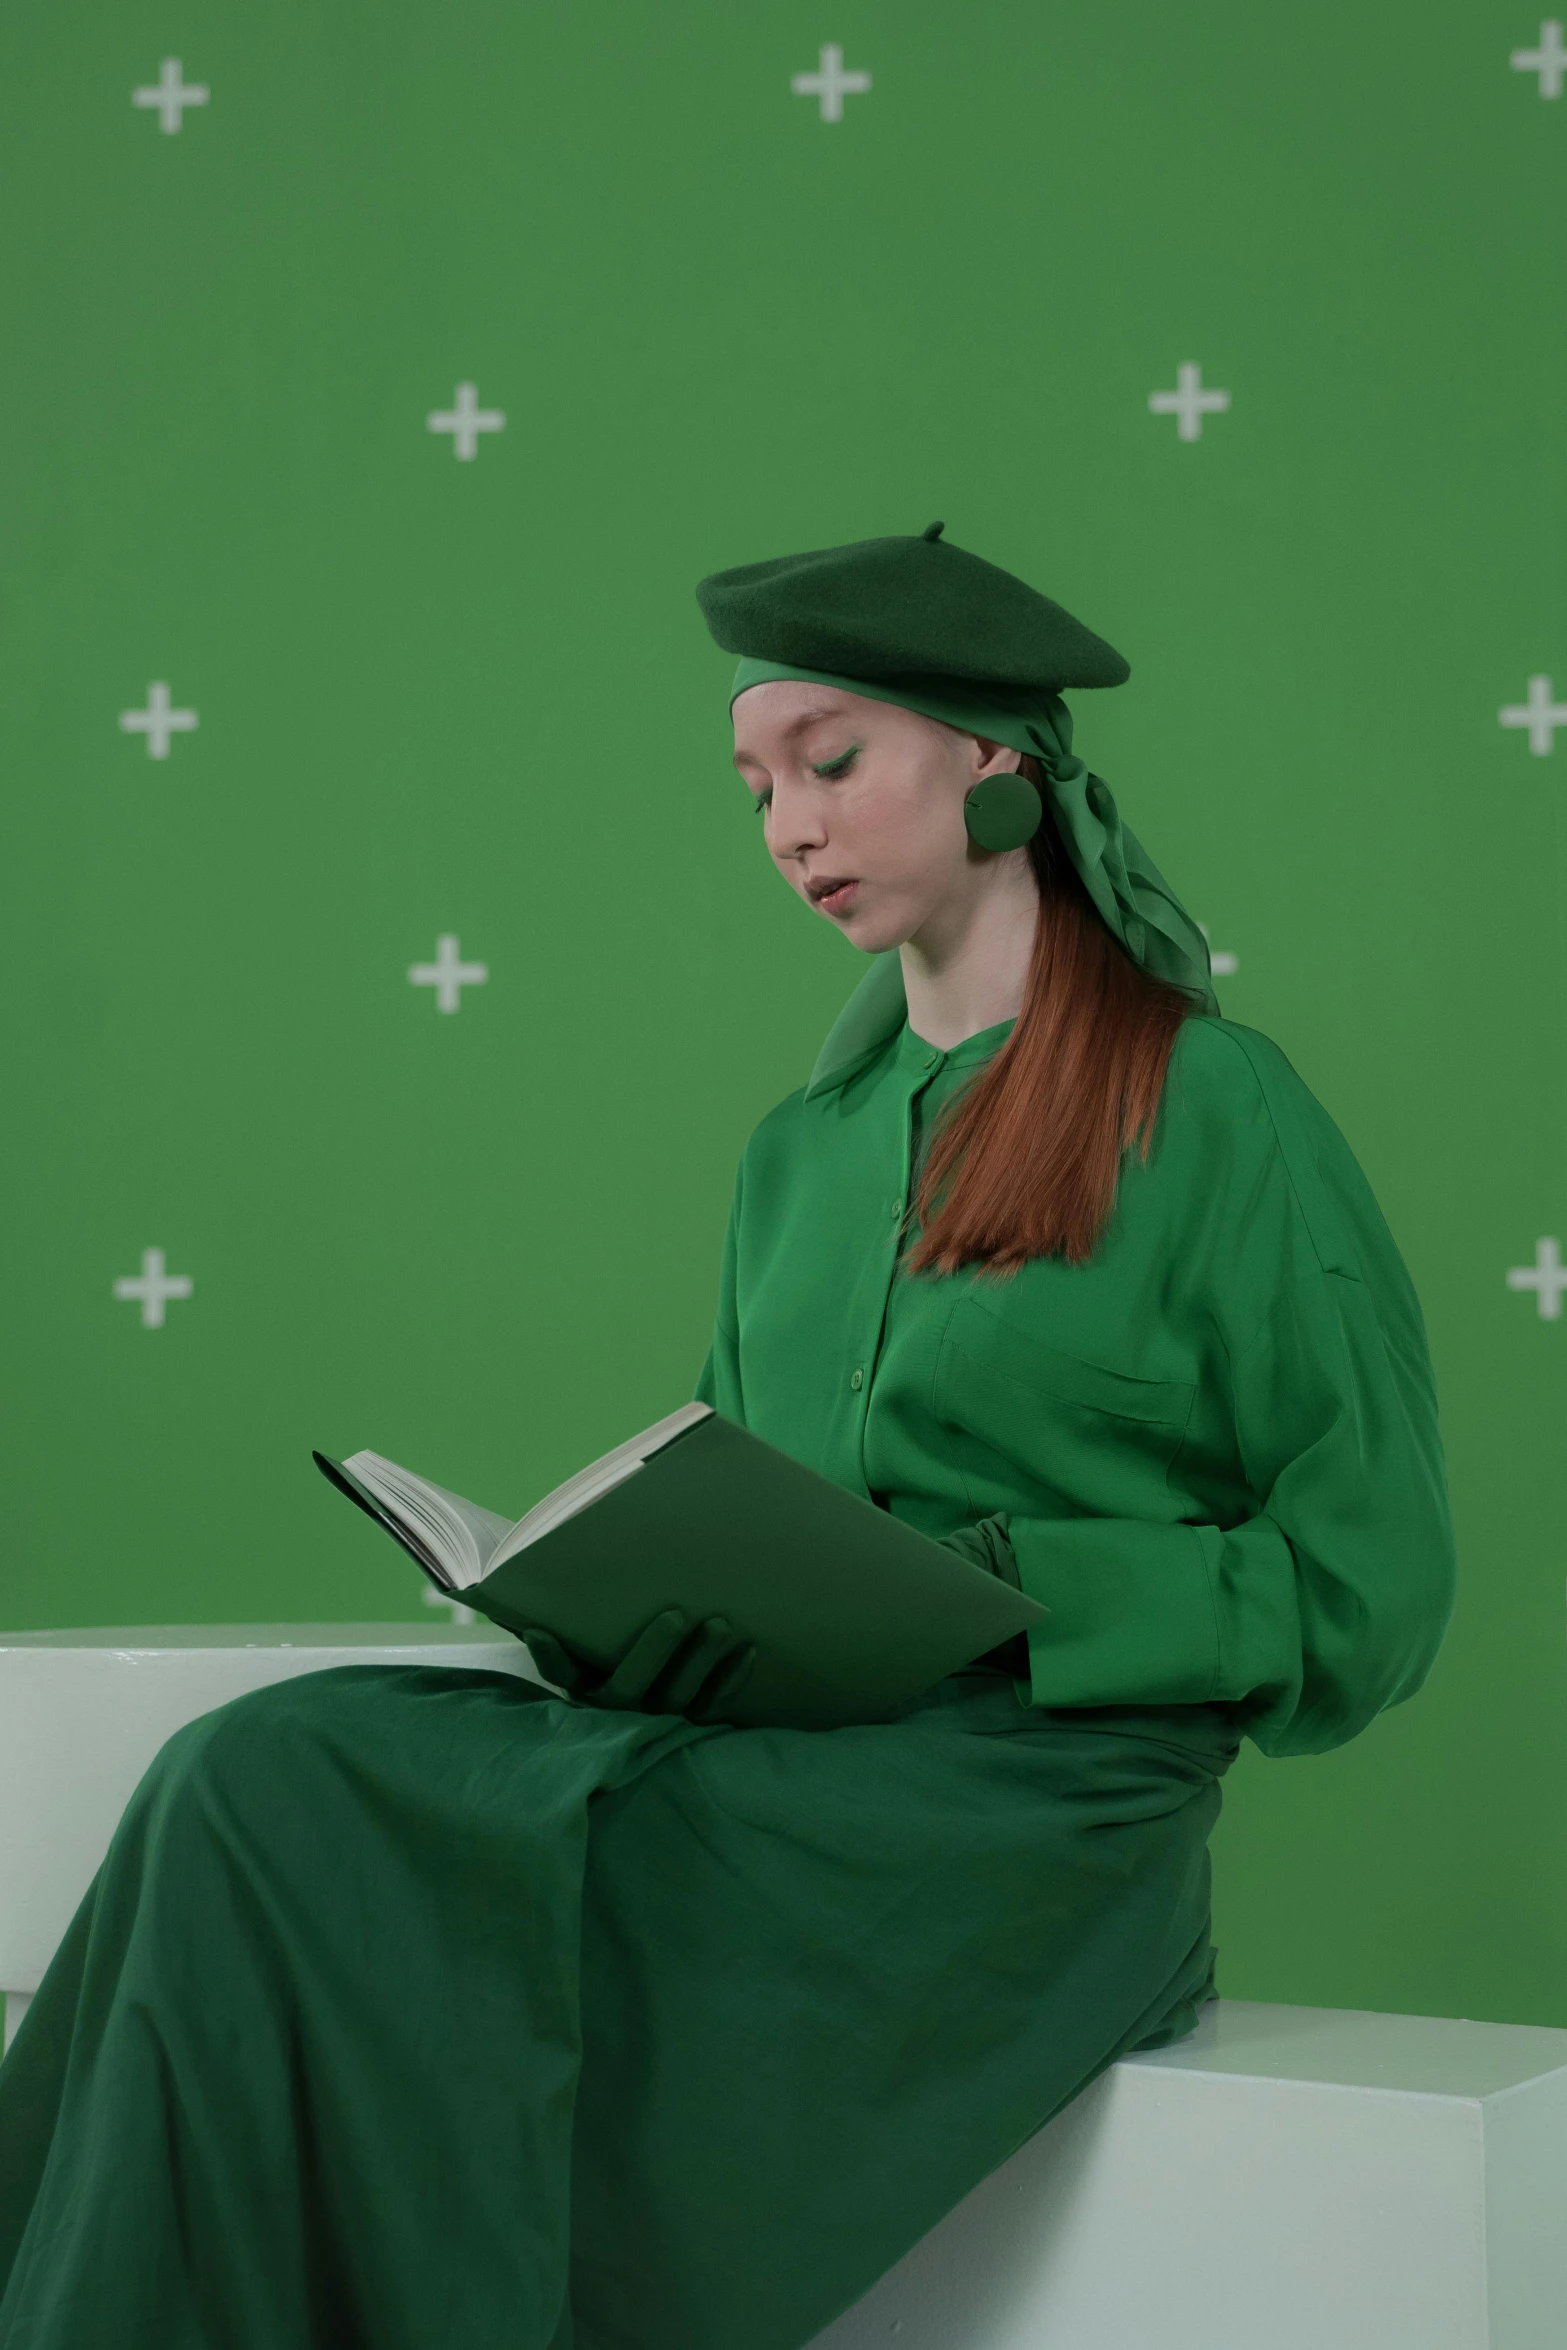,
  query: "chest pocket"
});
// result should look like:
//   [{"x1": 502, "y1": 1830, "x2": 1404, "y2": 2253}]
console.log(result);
[{"x1": 933, "y1": 1289, "x2": 1195, "y2": 1515}]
